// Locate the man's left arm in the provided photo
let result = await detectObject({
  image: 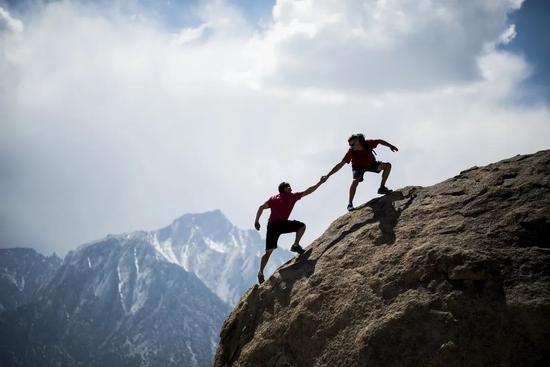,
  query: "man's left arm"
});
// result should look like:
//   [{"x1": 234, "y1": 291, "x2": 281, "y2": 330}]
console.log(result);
[{"x1": 378, "y1": 139, "x2": 398, "y2": 152}]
